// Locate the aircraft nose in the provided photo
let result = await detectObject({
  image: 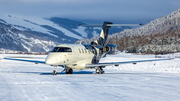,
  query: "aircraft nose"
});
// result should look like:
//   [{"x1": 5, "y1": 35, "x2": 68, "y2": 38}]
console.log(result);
[
  {"x1": 45, "y1": 53, "x2": 57, "y2": 65},
  {"x1": 45, "y1": 57, "x2": 53, "y2": 65}
]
